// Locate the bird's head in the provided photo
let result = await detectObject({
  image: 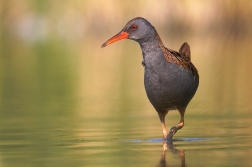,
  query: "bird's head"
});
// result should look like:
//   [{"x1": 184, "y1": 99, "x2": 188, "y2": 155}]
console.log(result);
[{"x1": 101, "y1": 17, "x2": 156, "y2": 48}]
